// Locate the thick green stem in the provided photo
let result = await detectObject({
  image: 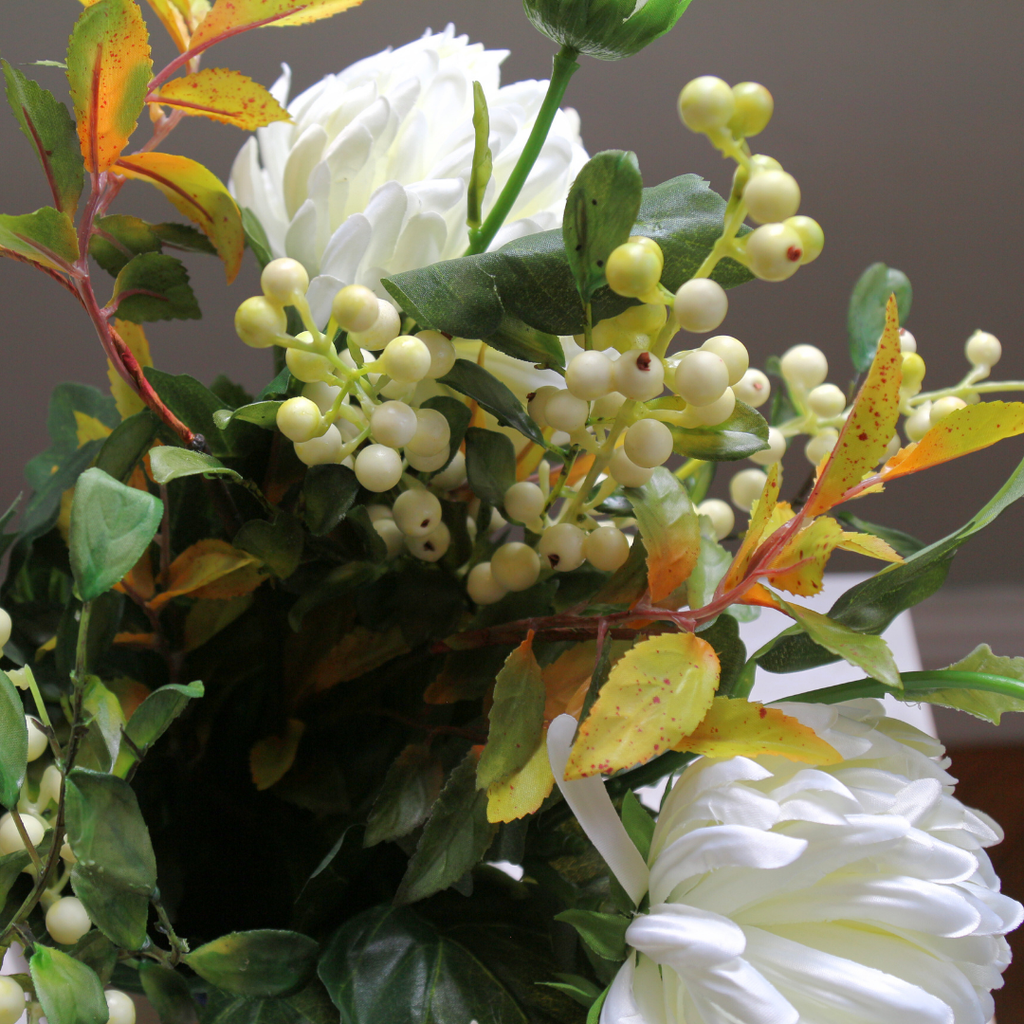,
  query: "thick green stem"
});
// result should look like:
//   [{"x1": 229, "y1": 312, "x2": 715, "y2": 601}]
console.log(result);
[{"x1": 465, "y1": 45, "x2": 580, "y2": 256}]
